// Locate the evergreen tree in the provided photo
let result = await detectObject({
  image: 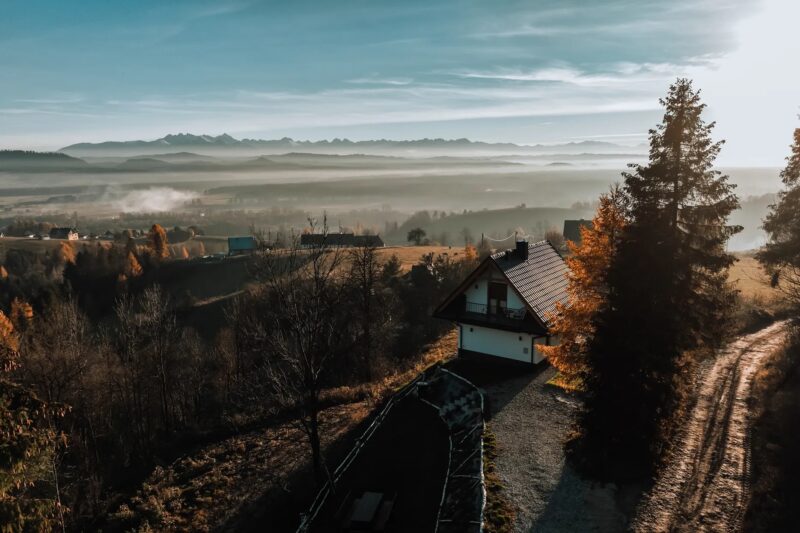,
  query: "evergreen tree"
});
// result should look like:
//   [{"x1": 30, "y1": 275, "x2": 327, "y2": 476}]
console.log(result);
[
  {"x1": 757, "y1": 126, "x2": 800, "y2": 306},
  {"x1": 539, "y1": 187, "x2": 626, "y2": 388},
  {"x1": 581, "y1": 79, "x2": 741, "y2": 477}
]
